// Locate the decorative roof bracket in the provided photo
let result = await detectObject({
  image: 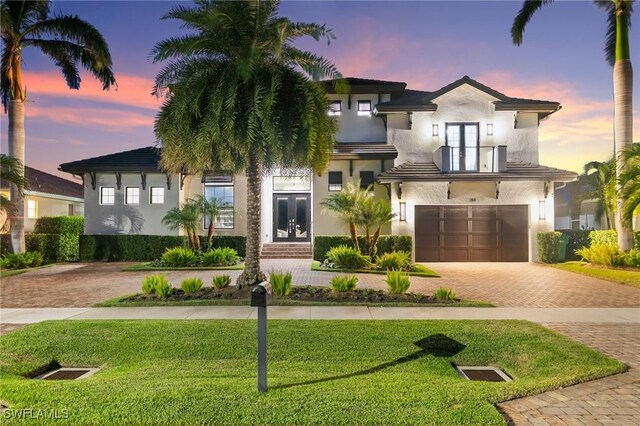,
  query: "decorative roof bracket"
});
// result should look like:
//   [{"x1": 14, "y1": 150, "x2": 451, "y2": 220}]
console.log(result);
[
  {"x1": 115, "y1": 172, "x2": 122, "y2": 190},
  {"x1": 140, "y1": 173, "x2": 147, "y2": 190},
  {"x1": 89, "y1": 172, "x2": 97, "y2": 190},
  {"x1": 166, "y1": 173, "x2": 172, "y2": 190},
  {"x1": 495, "y1": 181, "x2": 500, "y2": 199}
]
